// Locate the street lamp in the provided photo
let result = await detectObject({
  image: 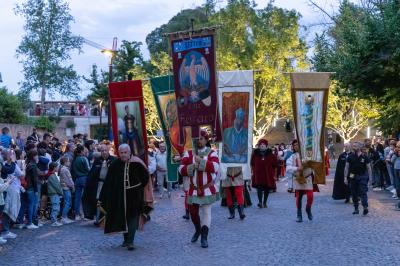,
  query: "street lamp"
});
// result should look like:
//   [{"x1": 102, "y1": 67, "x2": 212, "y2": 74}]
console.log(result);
[
  {"x1": 96, "y1": 99, "x2": 103, "y2": 126},
  {"x1": 101, "y1": 48, "x2": 117, "y2": 140}
]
